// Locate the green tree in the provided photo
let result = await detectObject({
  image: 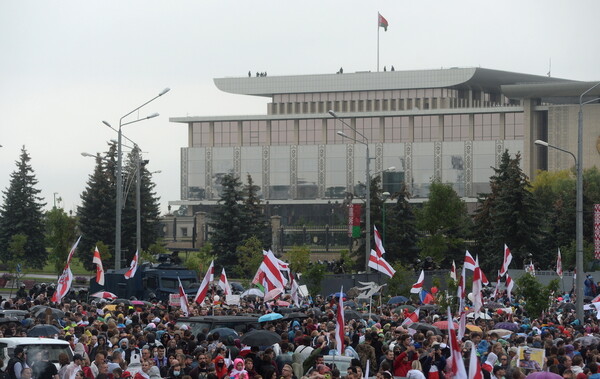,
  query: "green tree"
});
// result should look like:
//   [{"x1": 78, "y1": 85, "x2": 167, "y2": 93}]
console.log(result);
[
  {"x1": 121, "y1": 147, "x2": 162, "y2": 263},
  {"x1": 6, "y1": 234, "x2": 27, "y2": 275},
  {"x1": 474, "y1": 151, "x2": 547, "y2": 271},
  {"x1": 385, "y1": 184, "x2": 420, "y2": 264},
  {"x1": 45, "y1": 207, "x2": 78, "y2": 273},
  {"x1": 303, "y1": 263, "x2": 326, "y2": 297},
  {"x1": 385, "y1": 262, "x2": 413, "y2": 297},
  {"x1": 0, "y1": 147, "x2": 47, "y2": 268},
  {"x1": 415, "y1": 181, "x2": 471, "y2": 265},
  {"x1": 288, "y1": 245, "x2": 311, "y2": 273},
  {"x1": 234, "y1": 236, "x2": 264, "y2": 278},
  {"x1": 209, "y1": 174, "x2": 249, "y2": 268},
  {"x1": 185, "y1": 243, "x2": 216, "y2": 276},
  {"x1": 515, "y1": 273, "x2": 554, "y2": 318},
  {"x1": 243, "y1": 174, "x2": 271, "y2": 247},
  {"x1": 77, "y1": 146, "x2": 116, "y2": 270}
]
